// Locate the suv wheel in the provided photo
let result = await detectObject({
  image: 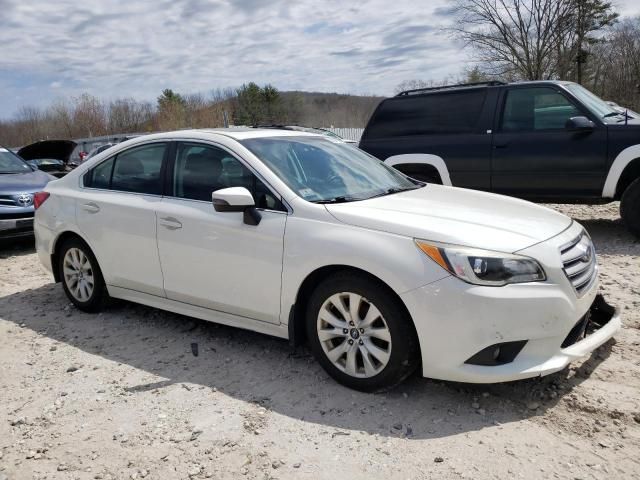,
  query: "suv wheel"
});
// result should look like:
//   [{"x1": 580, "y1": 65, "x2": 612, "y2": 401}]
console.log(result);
[
  {"x1": 621, "y1": 177, "x2": 640, "y2": 237},
  {"x1": 306, "y1": 272, "x2": 419, "y2": 392},
  {"x1": 58, "y1": 238, "x2": 108, "y2": 312}
]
